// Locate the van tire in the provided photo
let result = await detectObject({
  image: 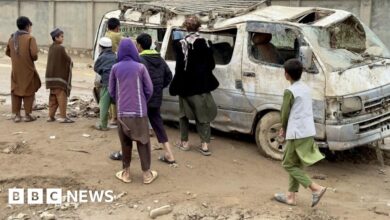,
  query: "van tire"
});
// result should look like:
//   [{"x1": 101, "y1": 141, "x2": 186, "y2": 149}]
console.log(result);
[{"x1": 255, "y1": 112, "x2": 284, "y2": 160}]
